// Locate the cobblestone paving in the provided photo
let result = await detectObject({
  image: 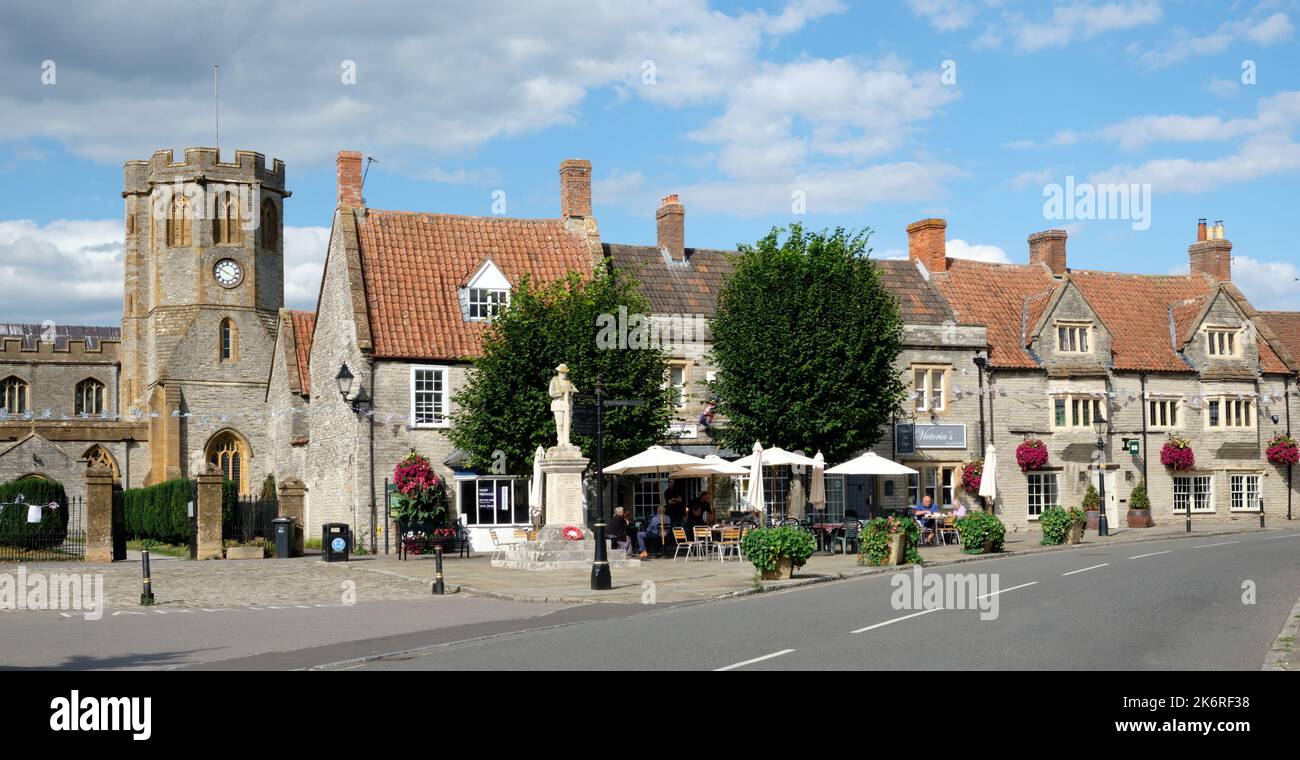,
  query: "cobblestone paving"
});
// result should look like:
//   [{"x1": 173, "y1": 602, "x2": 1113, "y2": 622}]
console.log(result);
[{"x1": 3, "y1": 556, "x2": 433, "y2": 609}]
